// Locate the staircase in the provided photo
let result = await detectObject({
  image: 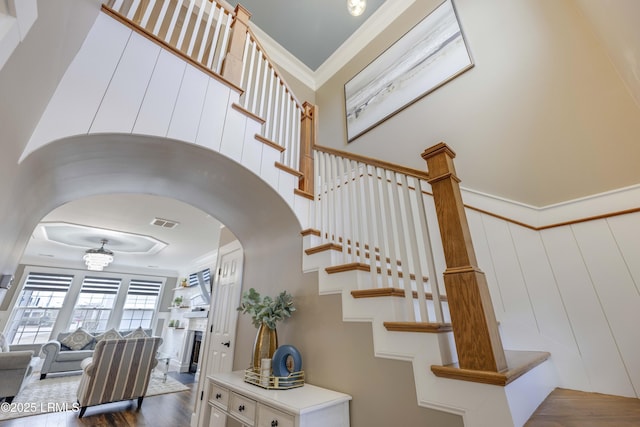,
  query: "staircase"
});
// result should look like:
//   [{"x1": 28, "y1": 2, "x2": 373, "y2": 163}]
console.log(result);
[{"x1": 34, "y1": 2, "x2": 560, "y2": 425}]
